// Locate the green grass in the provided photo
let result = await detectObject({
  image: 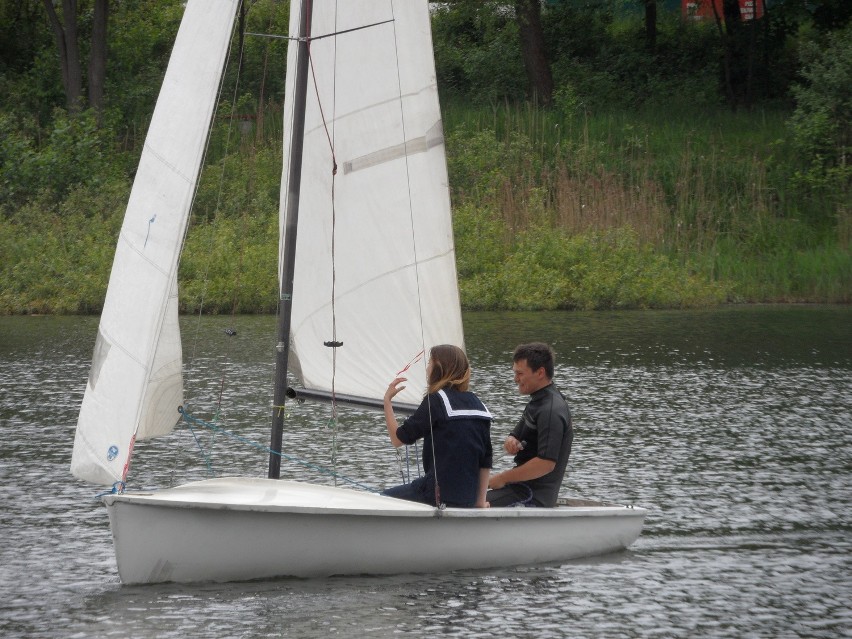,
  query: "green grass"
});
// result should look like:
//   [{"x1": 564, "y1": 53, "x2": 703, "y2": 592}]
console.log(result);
[
  {"x1": 443, "y1": 100, "x2": 850, "y2": 306},
  {"x1": 1, "y1": 102, "x2": 848, "y2": 315}
]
